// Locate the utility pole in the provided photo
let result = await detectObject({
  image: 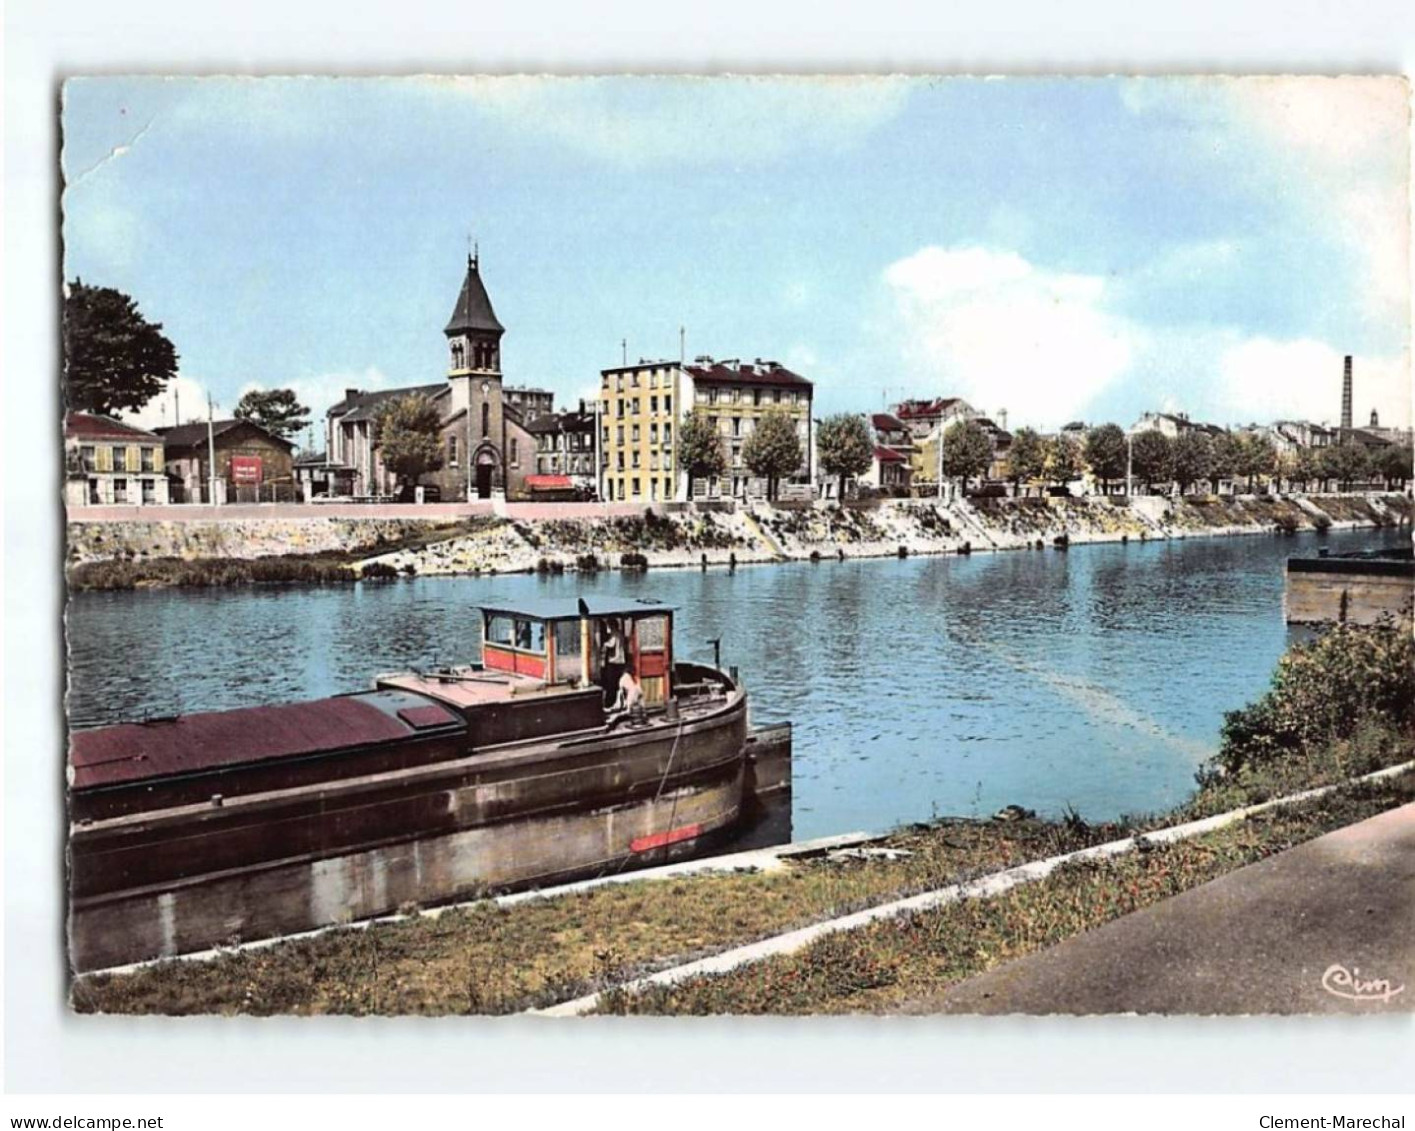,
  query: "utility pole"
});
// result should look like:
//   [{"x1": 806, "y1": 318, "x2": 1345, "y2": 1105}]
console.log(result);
[
  {"x1": 593, "y1": 396, "x2": 604, "y2": 502},
  {"x1": 936, "y1": 418, "x2": 944, "y2": 501},
  {"x1": 621, "y1": 338, "x2": 628, "y2": 367},
  {"x1": 679, "y1": 326, "x2": 685, "y2": 366},
  {"x1": 207, "y1": 393, "x2": 218, "y2": 507}
]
